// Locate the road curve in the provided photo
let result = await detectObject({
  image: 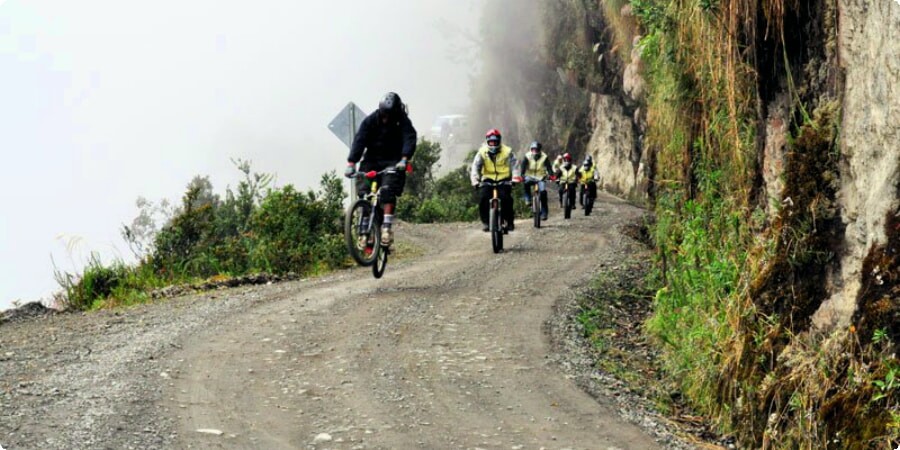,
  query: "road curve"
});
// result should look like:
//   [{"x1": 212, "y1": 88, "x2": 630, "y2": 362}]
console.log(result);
[{"x1": 168, "y1": 194, "x2": 661, "y2": 450}]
